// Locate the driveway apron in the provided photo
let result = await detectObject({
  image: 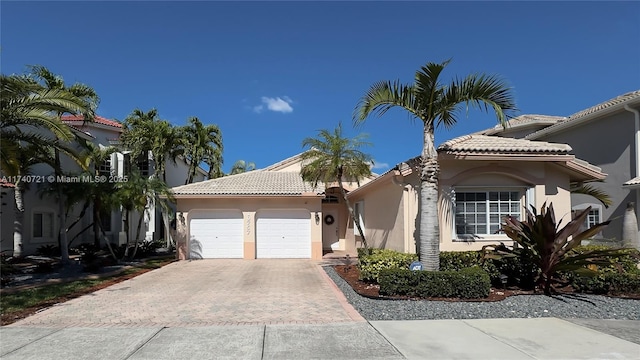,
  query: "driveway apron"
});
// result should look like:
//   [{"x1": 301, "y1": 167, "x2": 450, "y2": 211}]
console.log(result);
[{"x1": 8, "y1": 260, "x2": 363, "y2": 327}]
